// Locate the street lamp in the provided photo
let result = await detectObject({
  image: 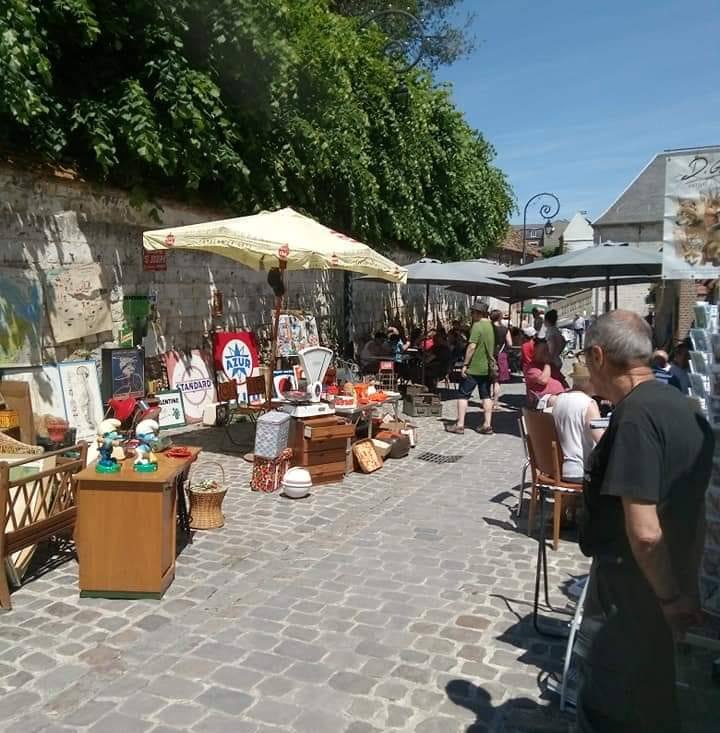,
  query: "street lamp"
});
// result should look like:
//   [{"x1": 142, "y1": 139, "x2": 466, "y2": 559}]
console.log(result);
[
  {"x1": 359, "y1": 9, "x2": 426, "y2": 73},
  {"x1": 521, "y1": 192, "x2": 560, "y2": 264}
]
